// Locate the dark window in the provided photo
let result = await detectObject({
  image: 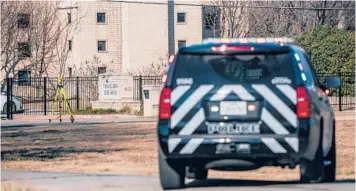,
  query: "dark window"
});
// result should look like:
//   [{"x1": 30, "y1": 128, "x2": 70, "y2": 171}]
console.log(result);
[
  {"x1": 17, "y1": 13, "x2": 30, "y2": 28},
  {"x1": 178, "y1": 40, "x2": 186, "y2": 49},
  {"x1": 67, "y1": 13, "x2": 72, "y2": 24},
  {"x1": 97, "y1": 12, "x2": 106, "y2": 23},
  {"x1": 18, "y1": 42, "x2": 31, "y2": 58},
  {"x1": 97, "y1": 41, "x2": 106, "y2": 51},
  {"x1": 98, "y1": 67, "x2": 106, "y2": 74},
  {"x1": 68, "y1": 40, "x2": 72, "y2": 51},
  {"x1": 173, "y1": 52, "x2": 295, "y2": 86},
  {"x1": 177, "y1": 12, "x2": 186, "y2": 23},
  {"x1": 18, "y1": 70, "x2": 31, "y2": 86},
  {"x1": 68, "y1": 67, "x2": 72, "y2": 77}
]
